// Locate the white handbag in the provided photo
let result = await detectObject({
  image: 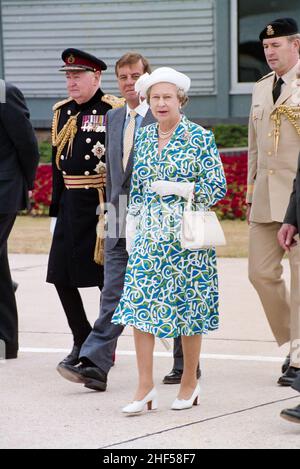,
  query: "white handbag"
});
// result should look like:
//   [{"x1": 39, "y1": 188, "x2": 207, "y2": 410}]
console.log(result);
[{"x1": 181, "y1": 192, "x2": 226, "y2": 250}]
